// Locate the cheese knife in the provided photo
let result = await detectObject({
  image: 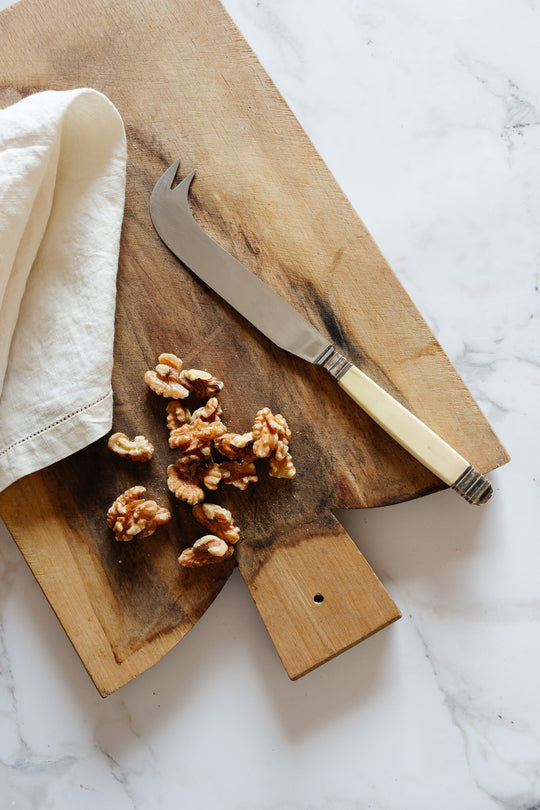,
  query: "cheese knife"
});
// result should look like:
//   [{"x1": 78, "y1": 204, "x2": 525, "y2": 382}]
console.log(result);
[{"x1": 150, "y1": 159, "x2": 492, "y2": 506}]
